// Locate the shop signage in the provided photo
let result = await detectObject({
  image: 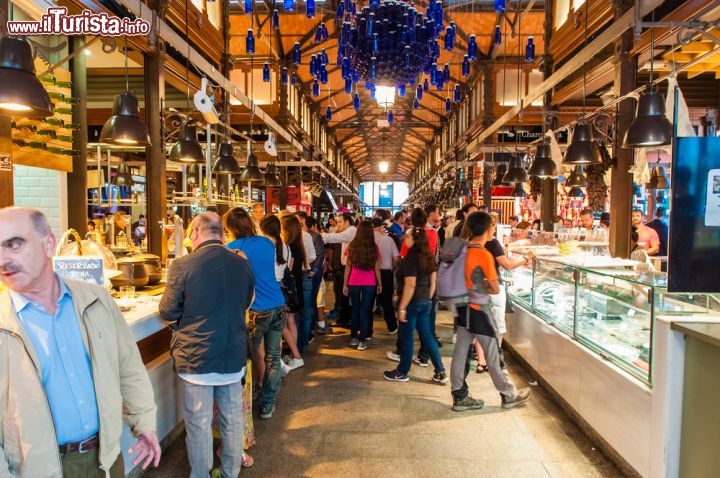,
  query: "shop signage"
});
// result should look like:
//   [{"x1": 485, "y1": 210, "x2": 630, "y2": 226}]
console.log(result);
[
  {"x1": 53, "y1": 256, "x2": 104, "y2": 286},
  {"x1": 0, "y1": 153, "x2": 11, "y2": 172}
]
